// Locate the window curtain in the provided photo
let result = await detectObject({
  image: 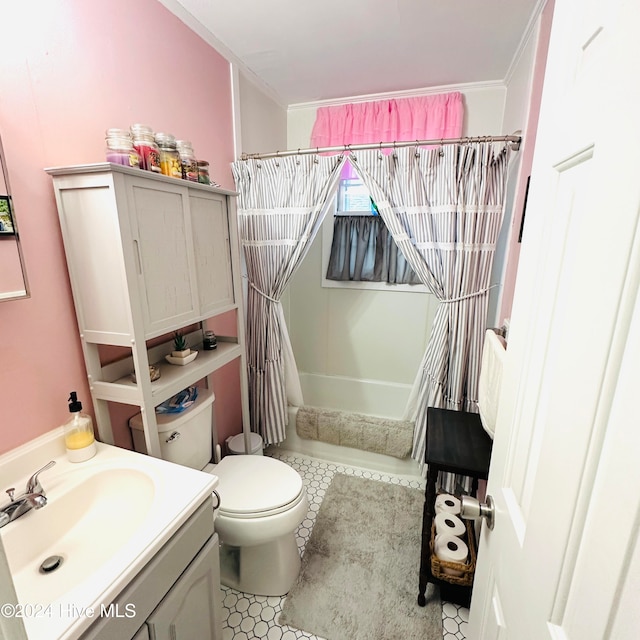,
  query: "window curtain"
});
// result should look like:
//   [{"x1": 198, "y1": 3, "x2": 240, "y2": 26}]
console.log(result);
[
  {"x1": 348, "y1": 142, "x2": 511, "y2": 474},
  {"x1": 311, "y1": 92, "x2": 464, "y2": 149},
  {"x1": 326, "y1": 215, "x2": 422, "y2": 284},
  {"x1": 231, "y1": 154, "x2": 346, "y2": 445}
]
